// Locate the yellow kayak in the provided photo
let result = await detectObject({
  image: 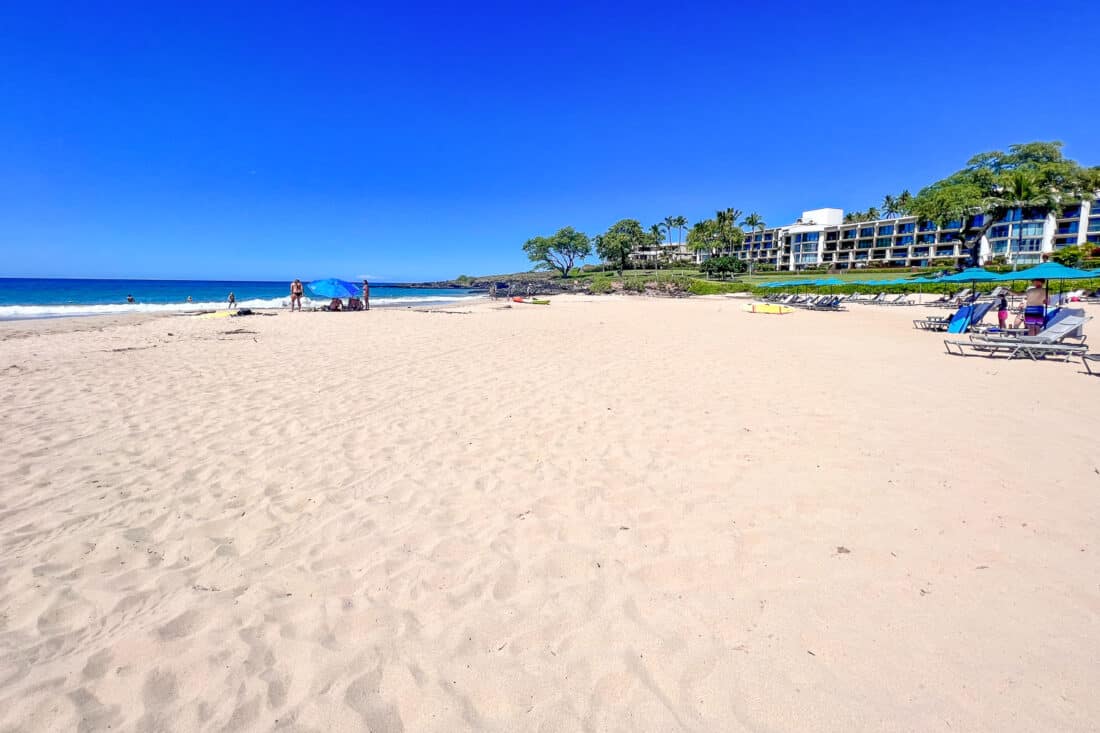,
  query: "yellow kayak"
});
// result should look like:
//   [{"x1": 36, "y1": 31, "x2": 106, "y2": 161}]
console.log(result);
[
  {"x1": 196, "y1": 311, "x2": 235, "y2": 319},
  {"x1": 743, "y1": 303, "x2": 793, "y2": 315}
]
